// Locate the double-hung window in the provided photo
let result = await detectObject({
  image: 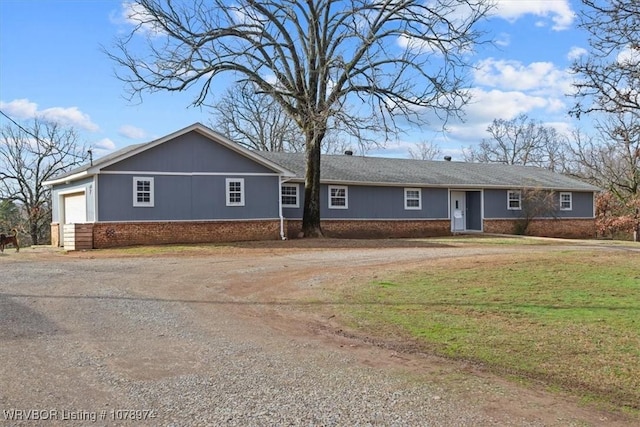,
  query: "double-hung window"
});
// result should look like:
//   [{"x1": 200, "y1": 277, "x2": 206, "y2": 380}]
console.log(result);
[
  {"x1": 329, "y1": 185, "x2": 348, "y2": 209},
  {"x1": 507, "y1": 190, "x2": 522, "y2": 210},
  {"x1": 226, "y1": 178, "x2": 245, "y2": 206},
  {"x1": 133, "y1": 177, "x2": 154, "y2": 207},
  {"x1": 404, "y1": 188, "x2": 421, "y2": 210},
  {"x1": 559, "y1": 192, "x2": 572, "y2": 211},
  {"x1": 281, "y1": 183, "x2": 299, "y2": 208}
]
